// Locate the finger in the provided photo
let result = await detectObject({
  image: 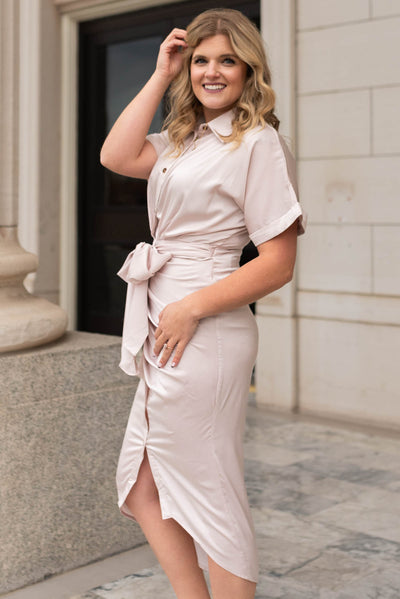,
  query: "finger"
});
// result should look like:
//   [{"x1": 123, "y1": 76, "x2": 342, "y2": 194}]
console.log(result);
[
  {"x1": 167, "y1": 28, "x2": 187, "y2": 38},
  {"x1": 154, "y1": 314, "x2": 165, "y2": 340},
  {"x1": 163, "y1": 30, "x2": 187, "y2": 47},
  {"x1": 154, "y1": 331, "x2": 174, "y2": 356},
  {"x1": 164, "y1": 39, "x2": 188, "y2": 54},
  {"x1": 153, "y1": 337, "x2": 165, "y2": 356},
  {"x1": 153, "y1": 331, "x2": 169, "y2": 355},
  {"x1": 157, "y1": 342, "x2": 175, "y2": 368},
  {"x1": 170, "y1": 341, "x2": 187, "y2": 368}
]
